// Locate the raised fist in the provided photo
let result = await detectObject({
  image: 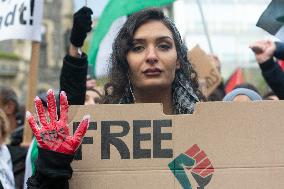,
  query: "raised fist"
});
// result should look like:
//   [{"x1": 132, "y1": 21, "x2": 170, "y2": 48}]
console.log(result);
[
  {"x1": 249, "y1": 40, "x2": 276, "y2": 64},
  {"x1": 70, "y1": 6, "x2": 93, "y2": 47},
  {"x1": 168, "y1": 144, "x2": 214, "y2": 189}
]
